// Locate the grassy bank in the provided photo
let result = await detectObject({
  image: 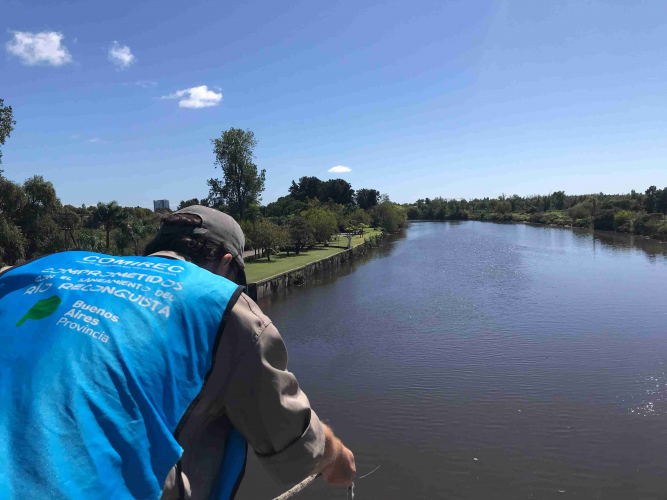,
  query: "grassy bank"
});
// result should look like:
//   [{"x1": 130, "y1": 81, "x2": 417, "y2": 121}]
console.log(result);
[{"x1": 245, "y1": 229, "x2": 382, "y2": 283}]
